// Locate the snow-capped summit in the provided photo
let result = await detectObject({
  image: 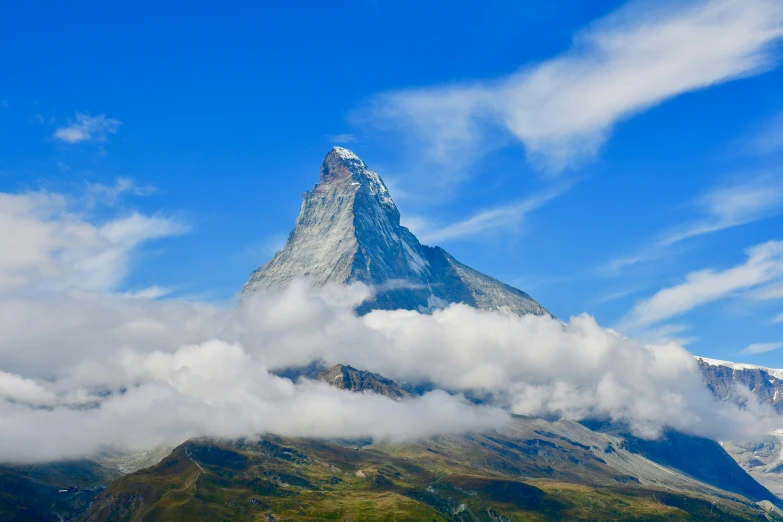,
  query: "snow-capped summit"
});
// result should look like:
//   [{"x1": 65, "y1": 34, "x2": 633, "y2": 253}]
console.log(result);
[
  {"x1": 241, "y1": 147, "x2": 549, "y2": 316},
  {"x1": 328, "y1": 146, "x2": 360, "y2": 162}
]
